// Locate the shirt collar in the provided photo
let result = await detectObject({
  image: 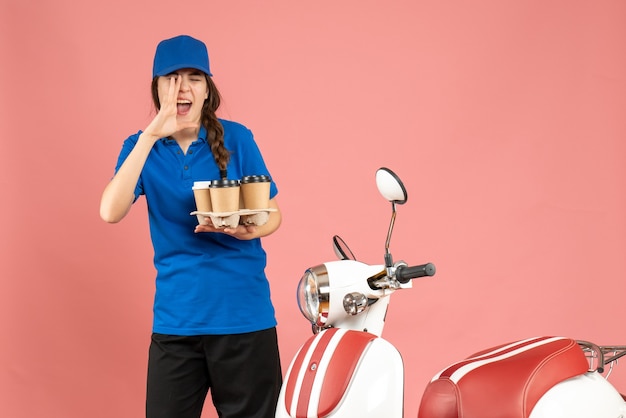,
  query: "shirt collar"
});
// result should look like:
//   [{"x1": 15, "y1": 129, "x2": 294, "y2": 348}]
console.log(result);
[{"x1": 160, "y1": 125, "x2": 208, "y2": 144}]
